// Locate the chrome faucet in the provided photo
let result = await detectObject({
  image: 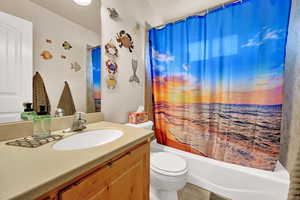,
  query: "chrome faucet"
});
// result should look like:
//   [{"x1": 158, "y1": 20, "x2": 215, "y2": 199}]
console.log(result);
[{"x1": 63, "y1": 112, "x2": 87, "y2": 133}]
